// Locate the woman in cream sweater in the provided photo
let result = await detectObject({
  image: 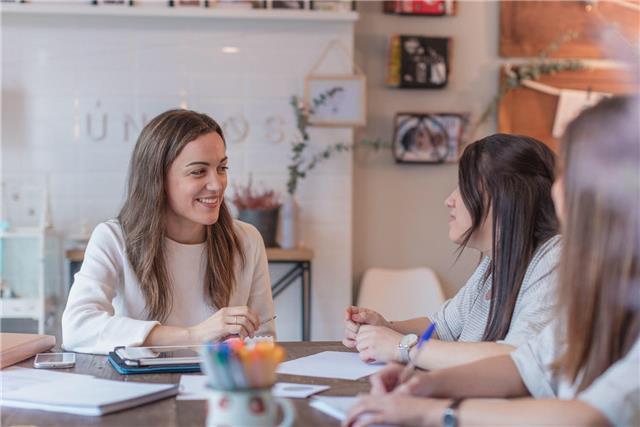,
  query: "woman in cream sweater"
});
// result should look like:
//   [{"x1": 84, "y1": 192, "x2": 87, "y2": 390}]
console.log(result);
[{"x1": 62, "y1": 109, "x2": 275, "y2": 354}]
